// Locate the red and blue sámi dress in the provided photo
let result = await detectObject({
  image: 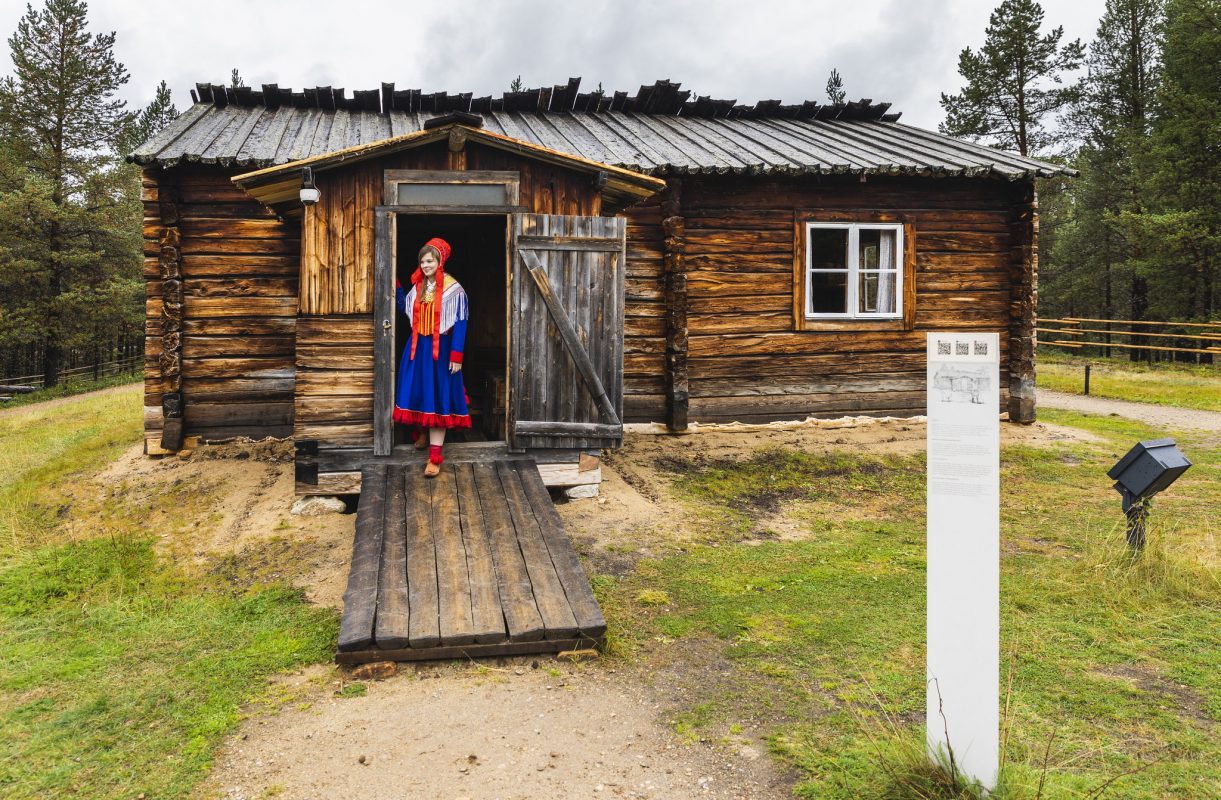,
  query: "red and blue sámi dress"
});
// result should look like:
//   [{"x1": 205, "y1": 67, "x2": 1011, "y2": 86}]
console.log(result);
[{"x1": 393, "y1": 272, "x2": 471, "y2": 429}]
